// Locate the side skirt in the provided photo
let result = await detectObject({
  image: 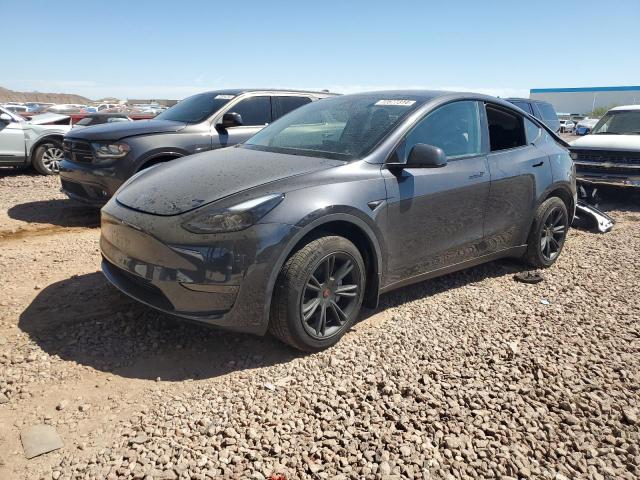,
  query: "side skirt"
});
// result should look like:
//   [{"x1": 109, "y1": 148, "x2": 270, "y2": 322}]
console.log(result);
[
  {"x1": 379, "y1": 245, "x2": 526, "y2": 294},
  {"x1": 0, "y1": 155, "x2": 27, "y2": 166}
]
